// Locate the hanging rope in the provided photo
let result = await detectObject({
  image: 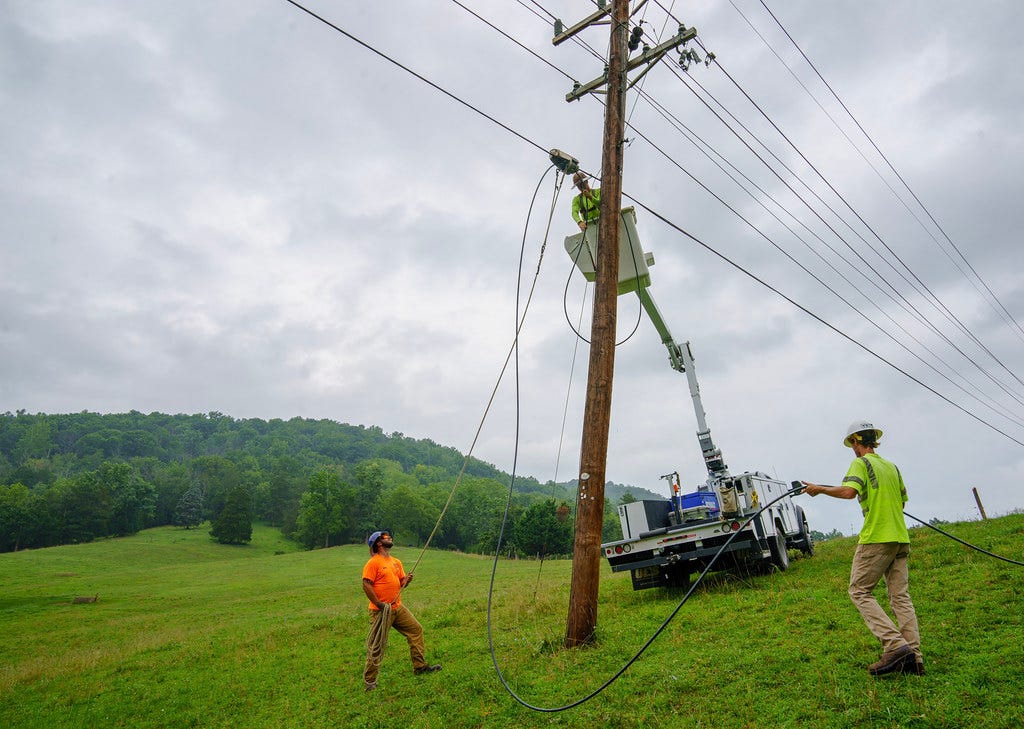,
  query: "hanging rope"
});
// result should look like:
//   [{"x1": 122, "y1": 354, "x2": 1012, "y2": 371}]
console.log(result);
[{"x1": 403, "y1": 164, "x2": 566, "y2": 582}]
